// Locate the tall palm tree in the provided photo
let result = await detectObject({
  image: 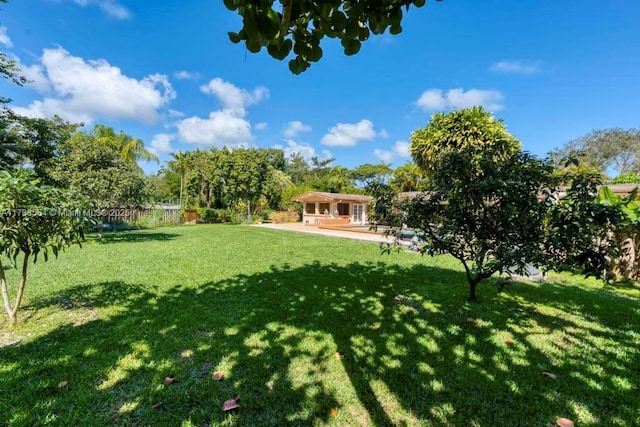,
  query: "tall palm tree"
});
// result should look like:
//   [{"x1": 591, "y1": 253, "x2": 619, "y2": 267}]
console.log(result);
[
  {"x1": 166, "y1": 151, "x2": 188, "y2": 208},
  {"x1": 91, "y1": 124, "x2": 158, "y2": 168}
]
